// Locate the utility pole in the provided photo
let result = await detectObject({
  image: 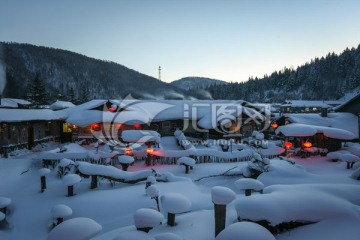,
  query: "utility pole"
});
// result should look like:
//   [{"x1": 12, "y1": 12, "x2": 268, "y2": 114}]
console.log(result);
[{"x1": 158, "y1": 66, "x2": 161, "y2": 81}]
